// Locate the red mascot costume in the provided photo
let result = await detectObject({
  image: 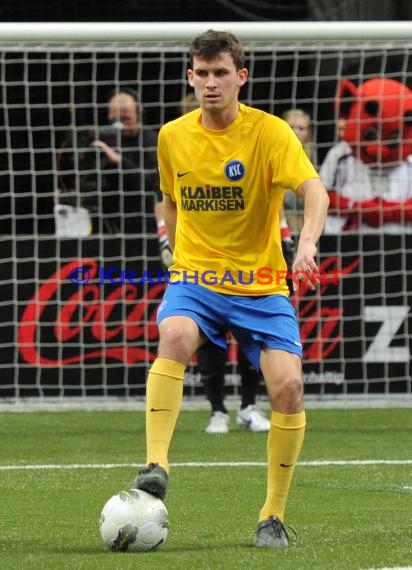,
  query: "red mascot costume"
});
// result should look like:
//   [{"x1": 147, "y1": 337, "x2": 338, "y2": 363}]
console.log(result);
[{"x1": 320, "y1": 77, "x2": 412, "y2": 232}]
